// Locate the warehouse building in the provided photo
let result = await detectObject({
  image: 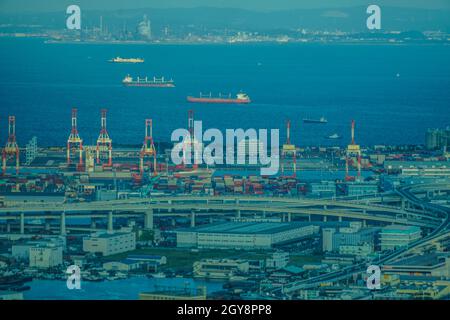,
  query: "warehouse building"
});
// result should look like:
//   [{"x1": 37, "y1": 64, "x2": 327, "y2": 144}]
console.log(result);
[
  {"x1": 382, "y1": 253, "x2": 450, "y2": 278},
  {"x1": 380, "y1": 225, "x2": 422, "y2": 251},
  {"x1": 83, "y1": 231, "x2": 136, "y2": 256},
  {"x1": 176, "y1": 222, "x2": 319, "y2": 249}
]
